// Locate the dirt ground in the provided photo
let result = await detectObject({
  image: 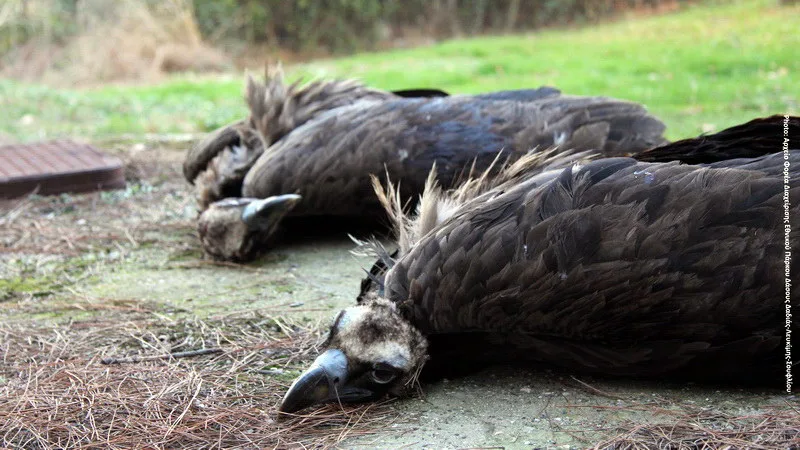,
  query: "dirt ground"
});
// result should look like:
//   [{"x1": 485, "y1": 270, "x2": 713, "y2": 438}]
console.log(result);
[{"x1": 1, "y1": 141, "x2": 797, "y2": 449}]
